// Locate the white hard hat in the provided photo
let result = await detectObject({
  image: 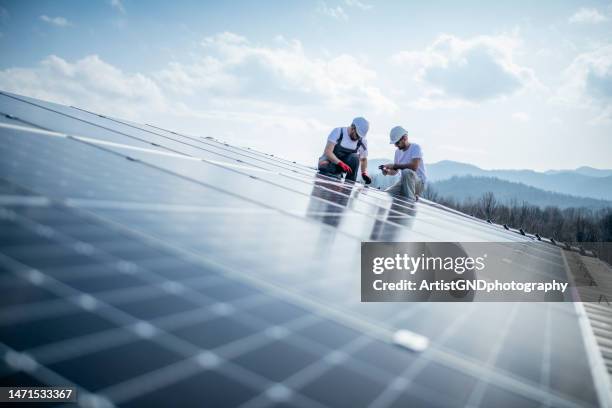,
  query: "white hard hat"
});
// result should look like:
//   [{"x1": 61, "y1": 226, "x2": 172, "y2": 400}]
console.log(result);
[
  {"x1": 389, "y1": 126, "x2": 408, "y2": 144},
  {"x1": 351, "y1": 117, "x2": 369, "y2": 138}
]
